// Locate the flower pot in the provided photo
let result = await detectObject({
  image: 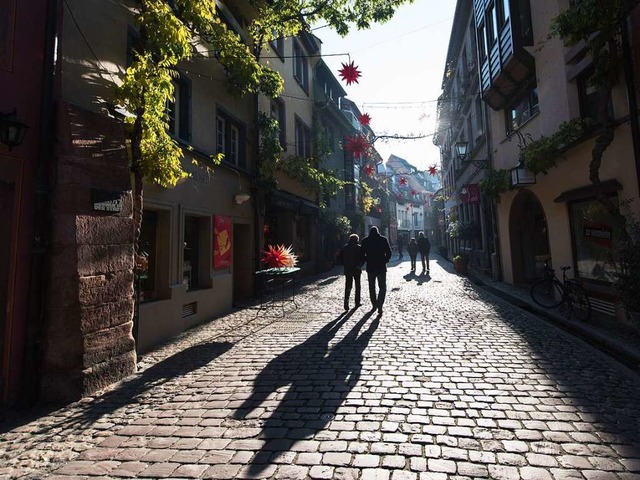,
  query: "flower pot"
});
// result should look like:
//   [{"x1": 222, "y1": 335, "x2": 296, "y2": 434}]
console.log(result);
[{"x1": 453, "y1": 259, "x2": 468, "y2": 274}]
